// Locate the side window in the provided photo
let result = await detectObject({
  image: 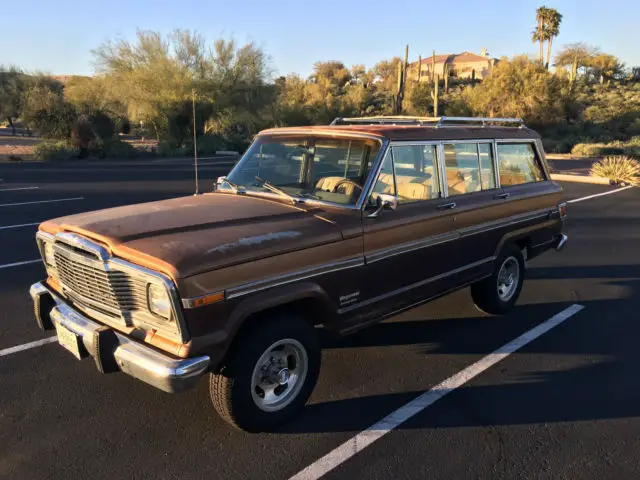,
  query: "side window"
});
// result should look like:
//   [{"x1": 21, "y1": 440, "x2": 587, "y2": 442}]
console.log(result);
[
  {"x1": 371, "y1": 149, "x2": 395, "y2": 198},
  {"x1": 392, "y1": 145, "x2": 440, "y2": 204},
  {"x1": 370, "y1": 145, "x2": 440, "y2": 205},
  {"x1": 443, "y1": 143, "x2": 482, "y2": 196},
  {"x1": 497, "y1": 143, "x2": 545, "y2": 186},
  {"x1": 478, "y1": 143, "x2": 496, "y2": 190}
]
